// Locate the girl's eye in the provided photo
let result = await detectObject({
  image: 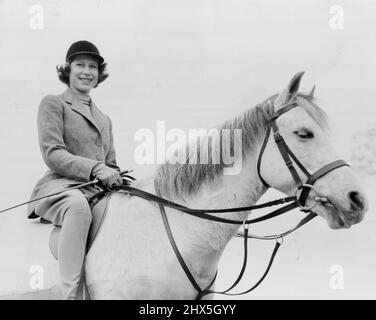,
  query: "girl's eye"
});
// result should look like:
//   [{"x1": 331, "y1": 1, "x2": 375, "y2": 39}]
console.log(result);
[{"x1": 294, "y1": 129, "x2": 314, "y2": 139}]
